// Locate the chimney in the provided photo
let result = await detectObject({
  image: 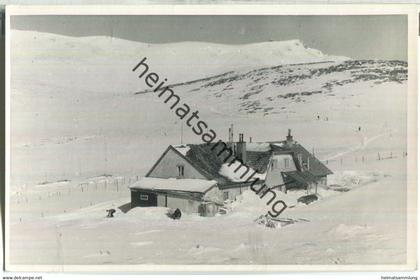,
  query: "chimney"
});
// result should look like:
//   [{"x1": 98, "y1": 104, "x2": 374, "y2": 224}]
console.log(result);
[
  {"x1": 236, "y1": 133, "x2": 247, "y2": 162},
  {"x1": 228, "y1": 124, "x2": 234, "y2": 144},
  {"x1": 228, "y1": 124, "x2": 234, "y2": 152},
  {"x1": 249, "y1": 137, "x2": 252, "y2": 143},
  {"x1": 286, "y1": 129, "x2": 294, "y2": 146}
]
